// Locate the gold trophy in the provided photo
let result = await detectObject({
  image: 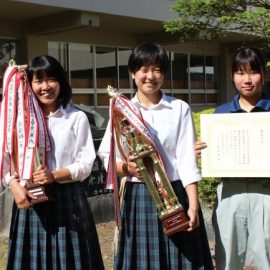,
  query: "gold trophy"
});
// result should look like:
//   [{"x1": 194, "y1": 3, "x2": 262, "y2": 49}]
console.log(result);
[{"x1": 109, "y1": 86, "x2": 189, "y2": 236}]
